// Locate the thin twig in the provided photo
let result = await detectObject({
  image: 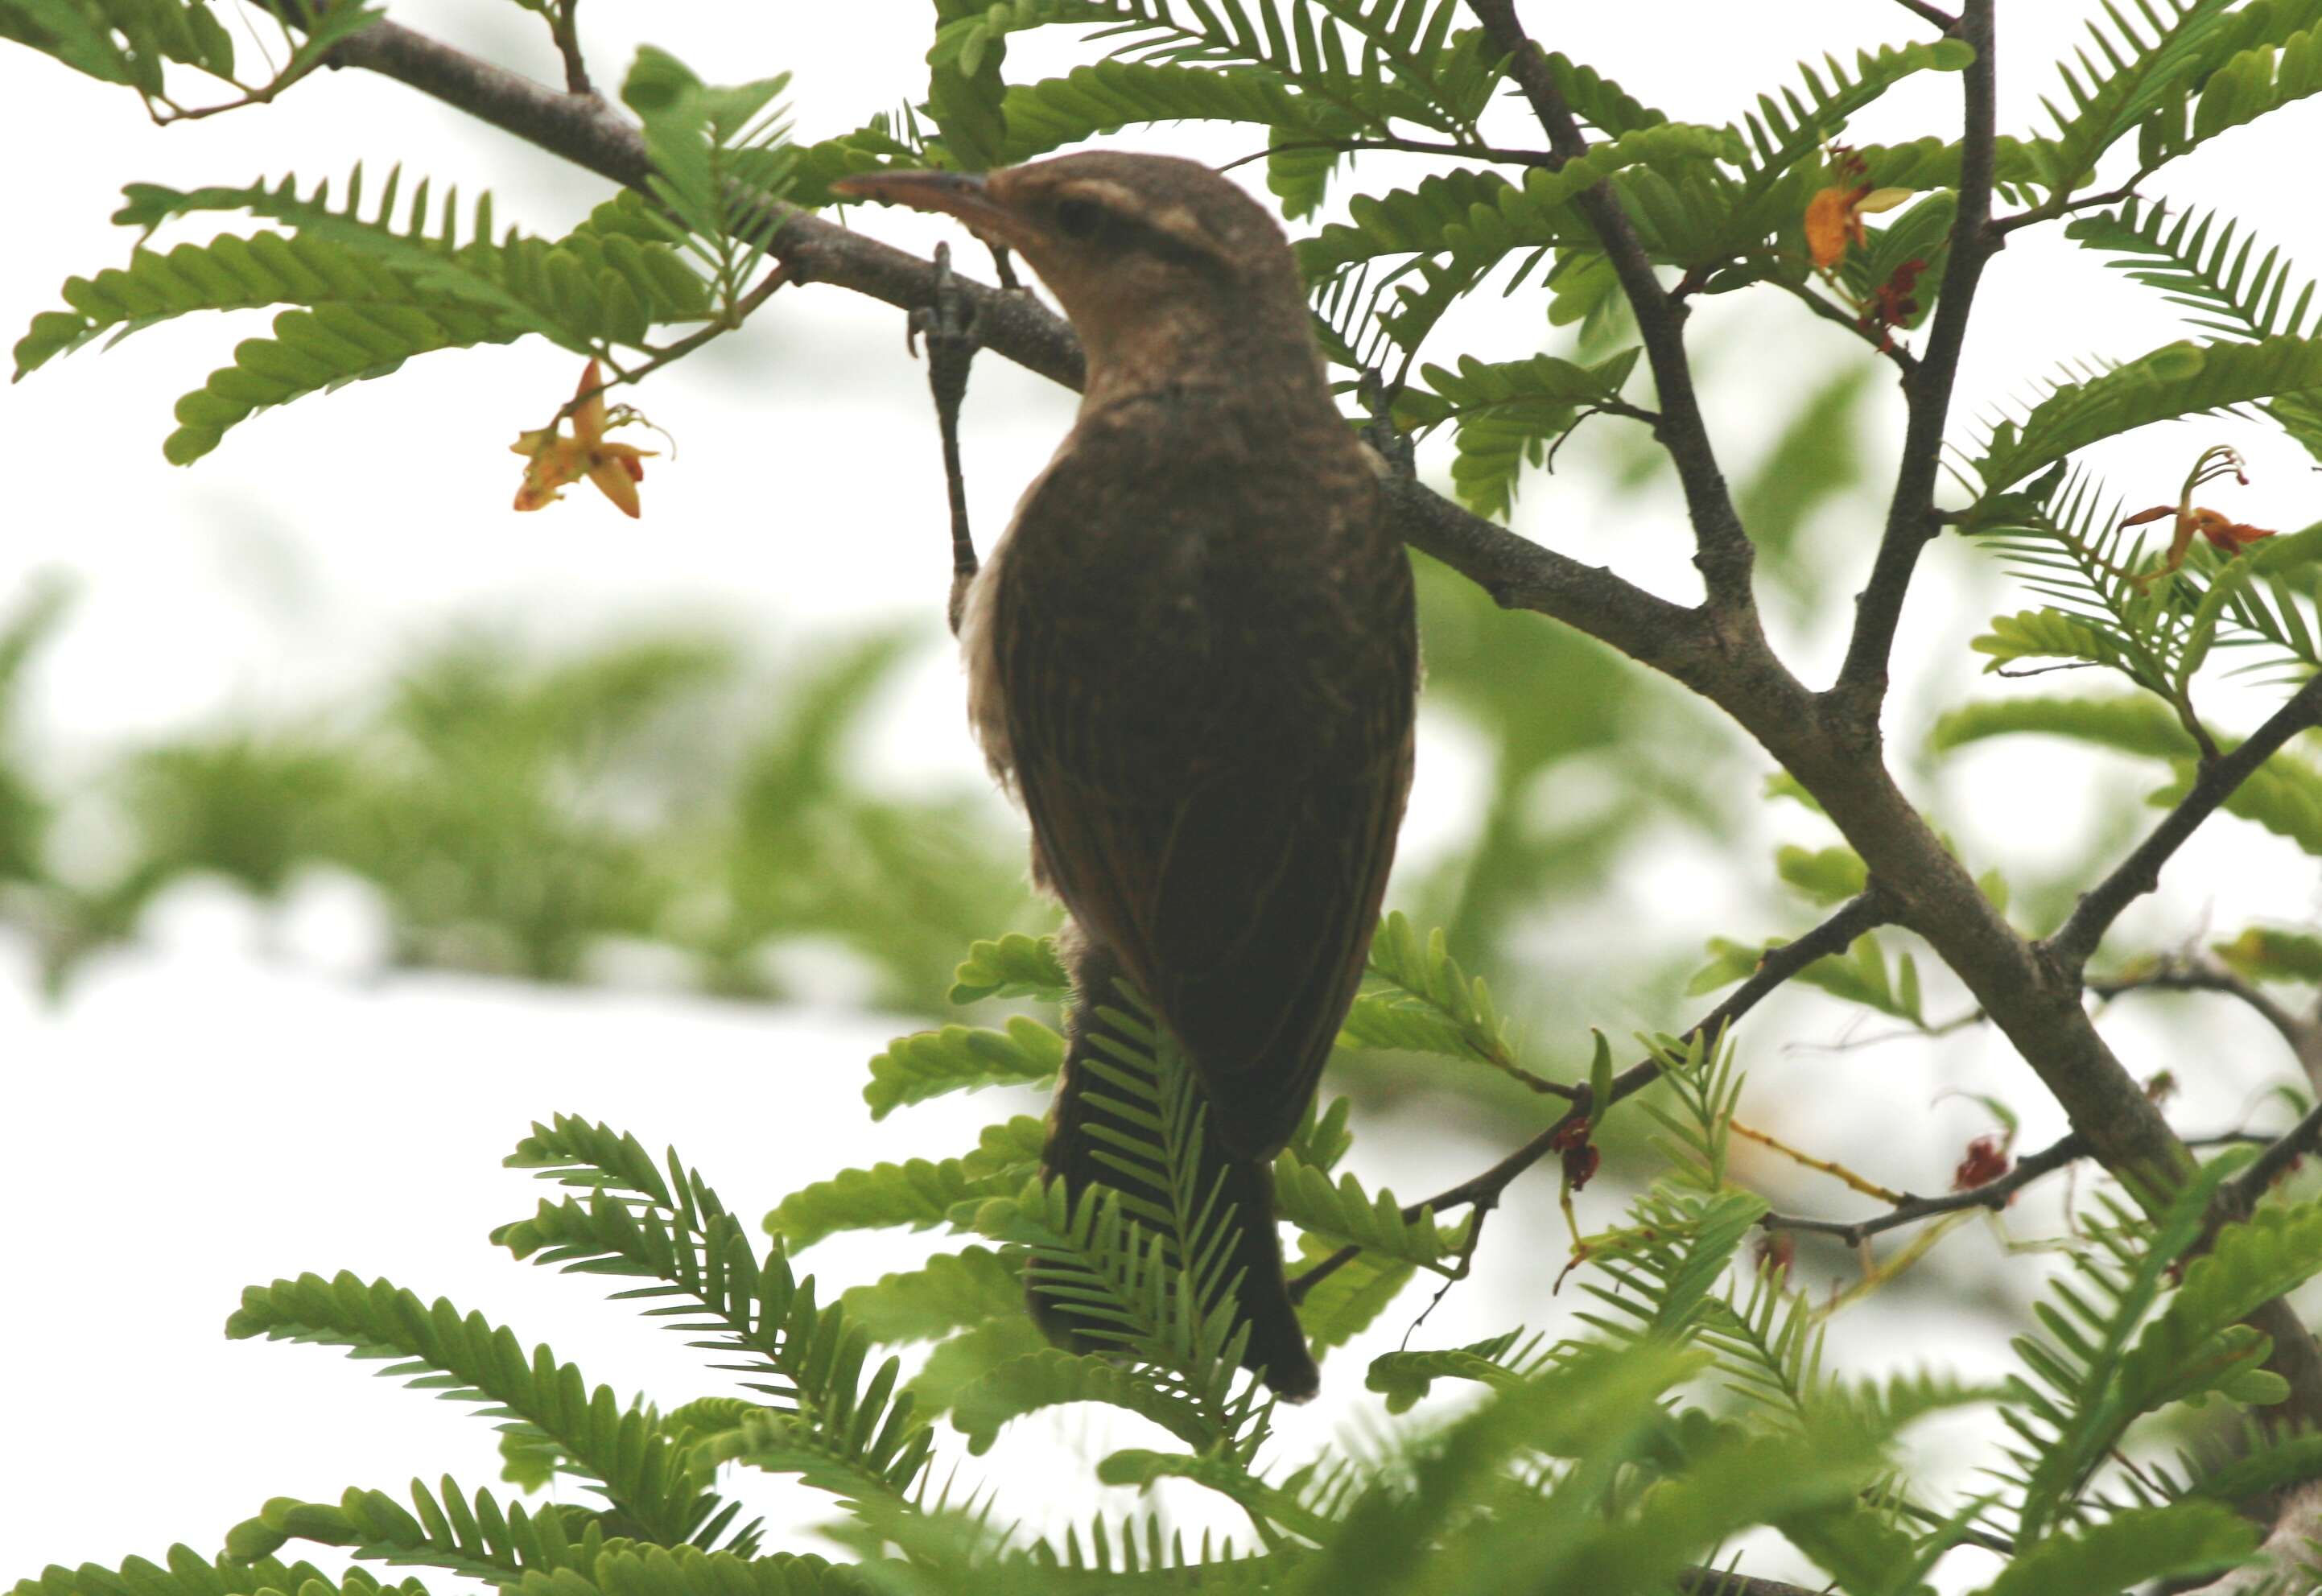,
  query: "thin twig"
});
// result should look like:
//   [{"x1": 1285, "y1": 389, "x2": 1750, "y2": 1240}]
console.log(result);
[
  {"x1": 1763, "y1": 1131, "x2": 2089, "y2": 1247},
  {"x1": 1763, "y1": 1127, "x2": 2279, "y2": 1249},
  {"x1": 549, "y1": 0, "x2": 591, "y2": 97},
  {"x1": 1219, "y1": 134, "x2": 1562, "y2": 172},
  {"x1": 2227, "y1": 1098, "x2": 2322, "y2": 1211},
  {"x1": 1462, "y1": 0, "x2": 1758, "y2": 619},
  {"x1": 1887, "y1": 0, "x2": 1961, "y2": 27},
  {"x1": 2090, "y1": 955, "x2": 2322, "y2": 1083},
  {"x1": 554, "y1": 265, "x2": 793, "y2": 428},
  {"x1": 1774, "y1": 278, "x2": 1921, "y2": 377},
  {"x1": 1992, "y1": 179, "x2": 2145, "y2": 237},
  {"x1": 2047, "y1": 673, "x2": 2322, "y2": 971},
  {"x1": 1829, "y1": 0, "x2": 1996, "y2": 726},
  {"x1": 1289, "y1": 891, "x2": 1894, "y2": 1300}
]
